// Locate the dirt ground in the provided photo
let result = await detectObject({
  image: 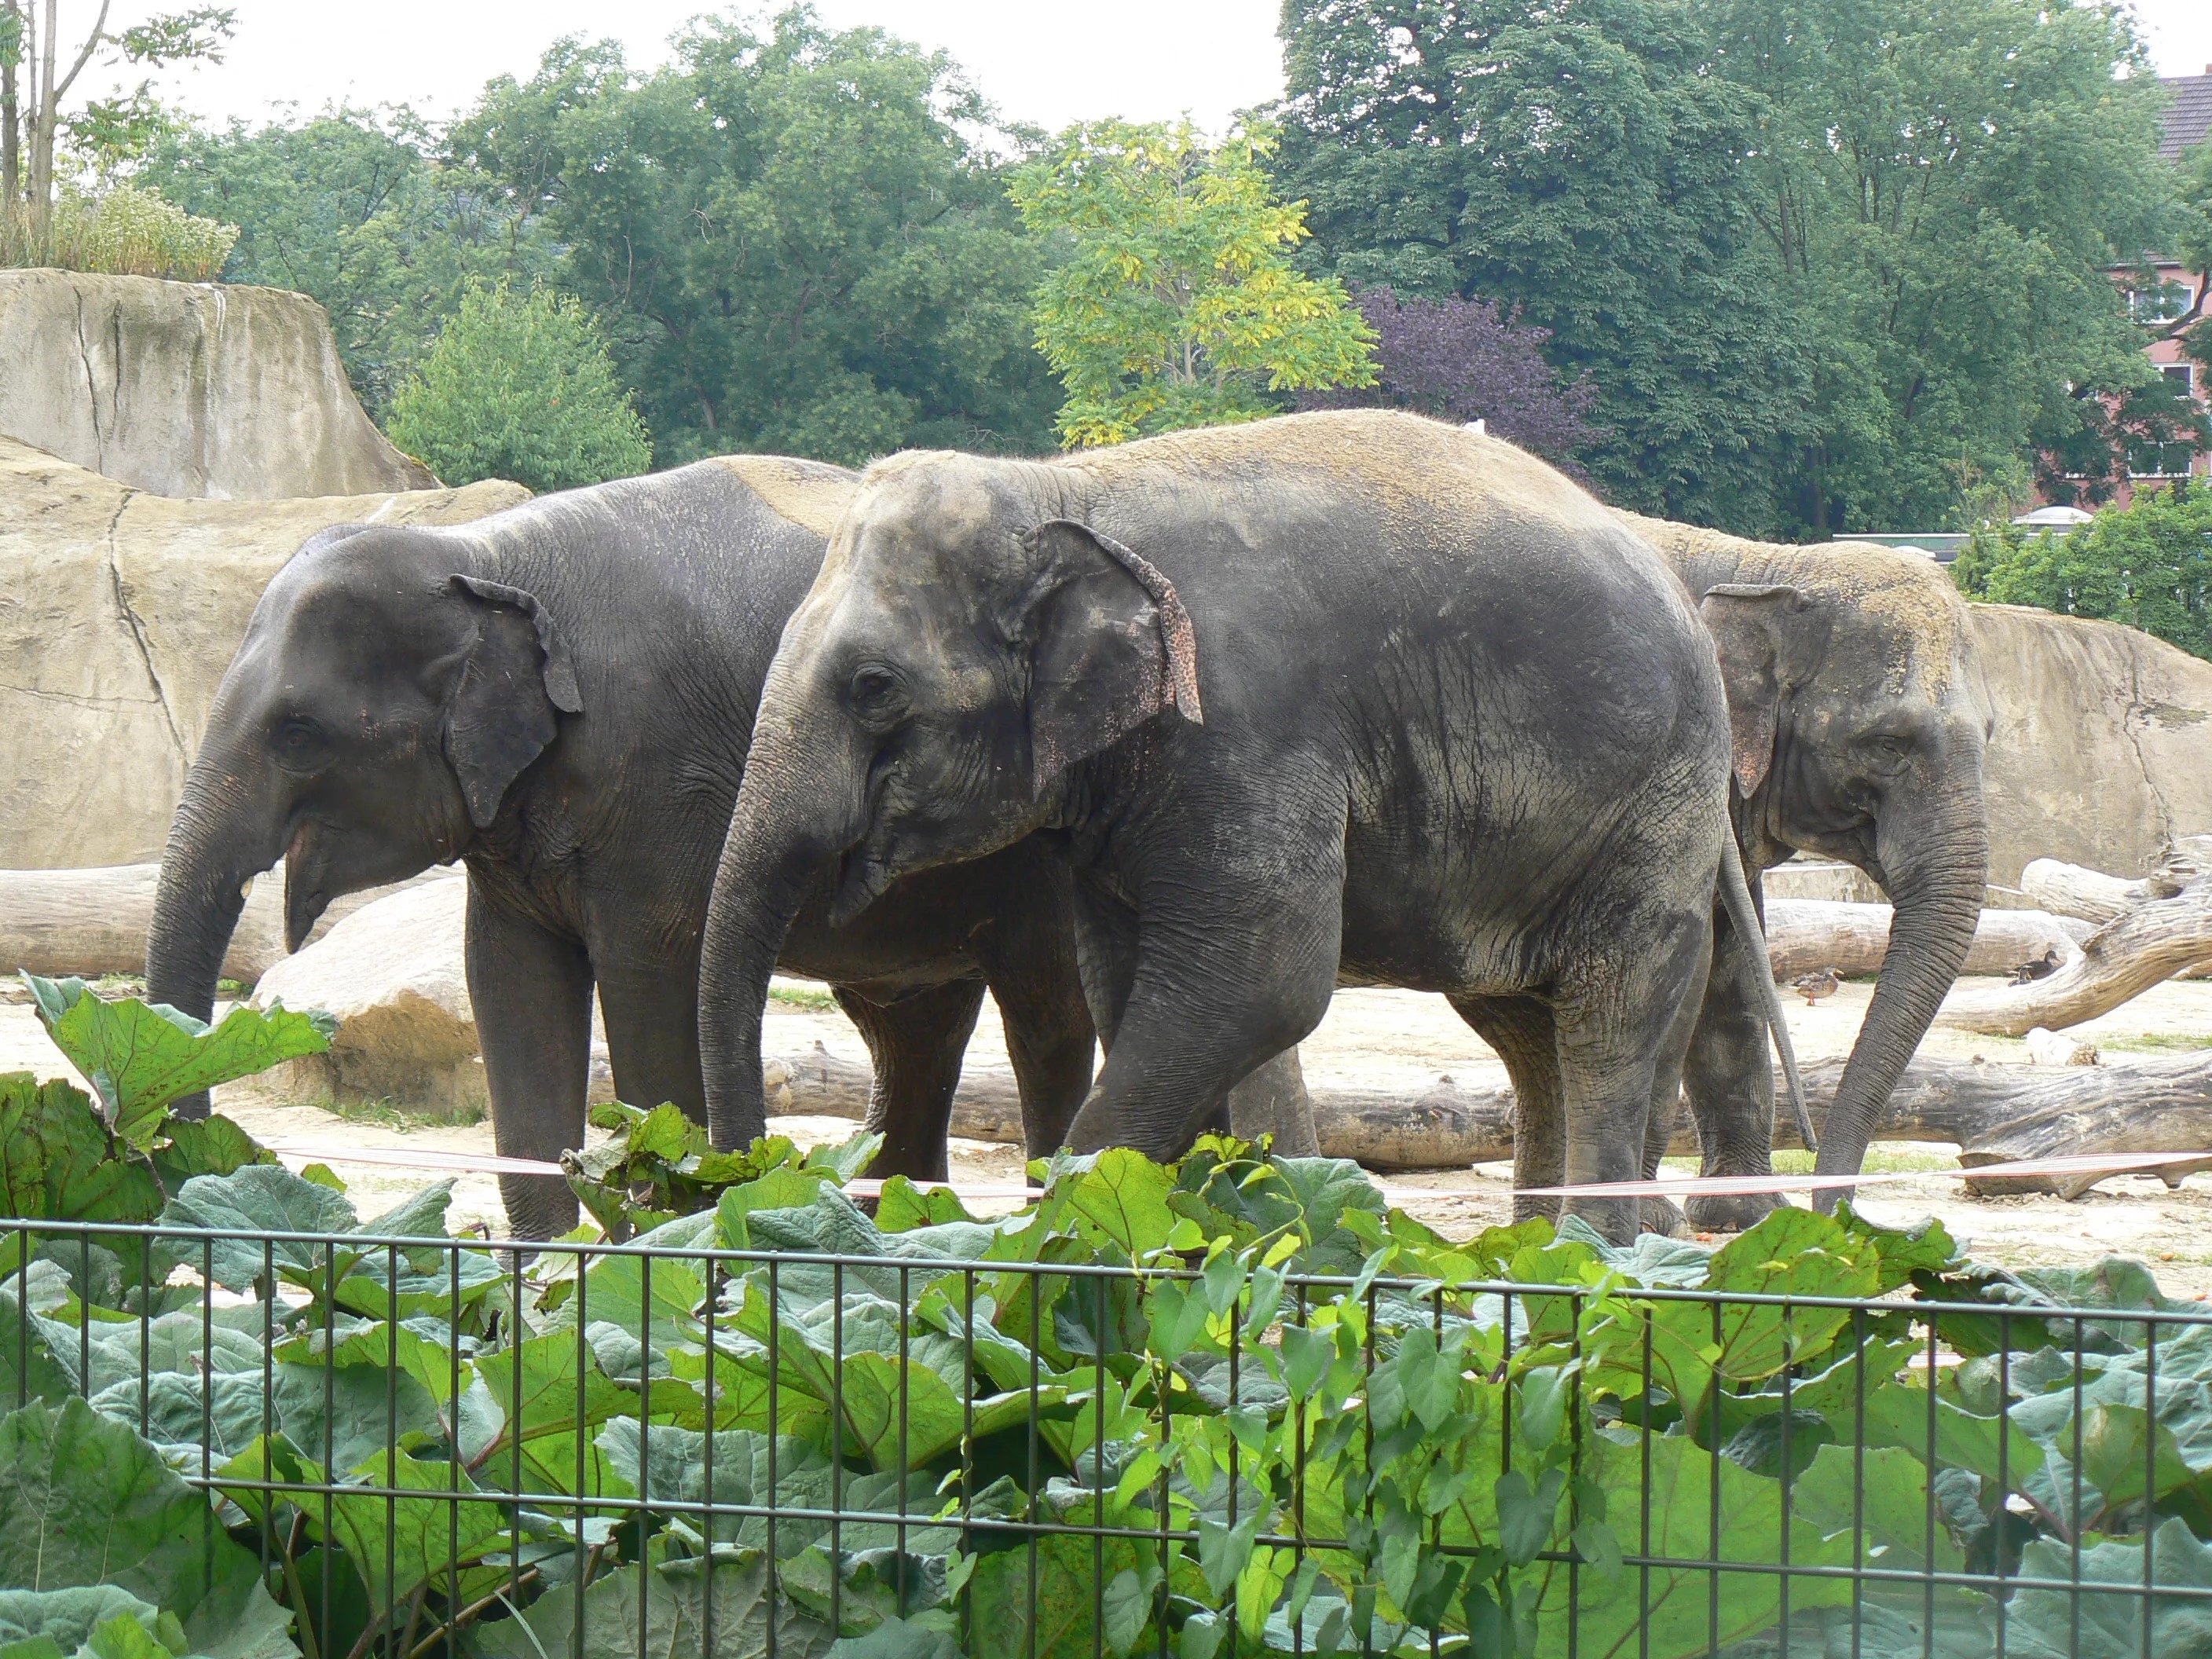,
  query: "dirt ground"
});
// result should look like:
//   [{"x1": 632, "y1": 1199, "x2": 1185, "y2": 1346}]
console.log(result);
[{"x1": 6, "y1": 975, "x2": 2211, "y2": 1291}]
